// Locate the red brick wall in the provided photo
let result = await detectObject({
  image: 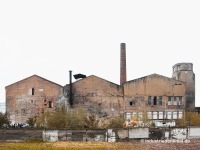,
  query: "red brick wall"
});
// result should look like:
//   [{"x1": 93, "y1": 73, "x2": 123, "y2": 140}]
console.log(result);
[
  {"x1": 67, "y1": 75, "x2": 124, "y2": 118},
  {"x1": 6, "y1": 75, "x2": 63, "y2": 124}
]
